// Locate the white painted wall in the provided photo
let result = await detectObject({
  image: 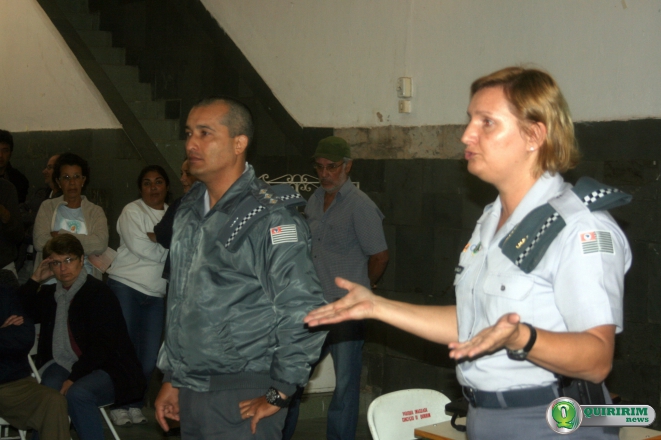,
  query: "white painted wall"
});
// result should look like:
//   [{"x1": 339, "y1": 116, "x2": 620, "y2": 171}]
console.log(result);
[
  {"x1": 202, "y1": 0, "x2": 661, "y2": 127},
  {"x1": 0, "y1": 0, "x2": 119, "y2": 132}
]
